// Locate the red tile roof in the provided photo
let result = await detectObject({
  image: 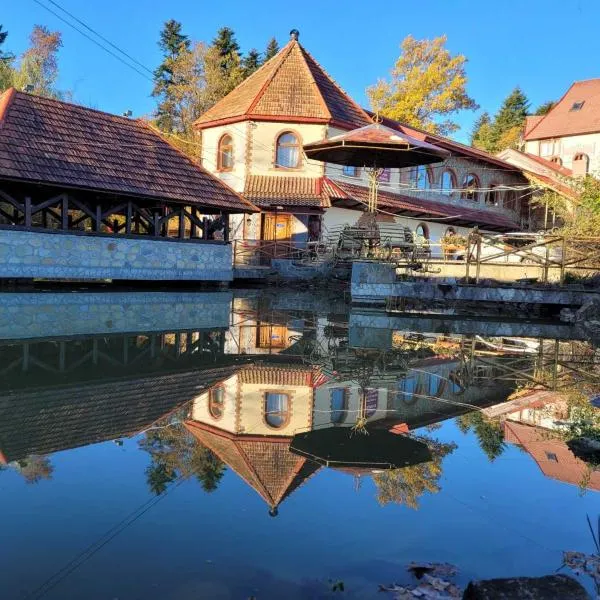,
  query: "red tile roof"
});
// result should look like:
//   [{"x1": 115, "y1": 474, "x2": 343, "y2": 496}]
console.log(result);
[
  {"x1": 518, "y1": 152, "x2": 574, "y2": 177},
  {"x1": 195, "y1": 40, "x2": 371, "y2": 130},
  {"x1": 244, "y1": 175, "x2": 330, "y2": 208},
  {"x1": 0, "y1": 89, "x2": 258, "y2": 212},
  {"x1": 503, "y1": 420, "x2": 600, "y2": 491},
  {"x1": 329, "y1": 179, "x2": 521, "y2": 231},
  {"x1": 524, "y1": 115, "x2": 544, "y2": 137},
  {"x1": 524, "y1": 79, "x2": 600, "y2": 140}
]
